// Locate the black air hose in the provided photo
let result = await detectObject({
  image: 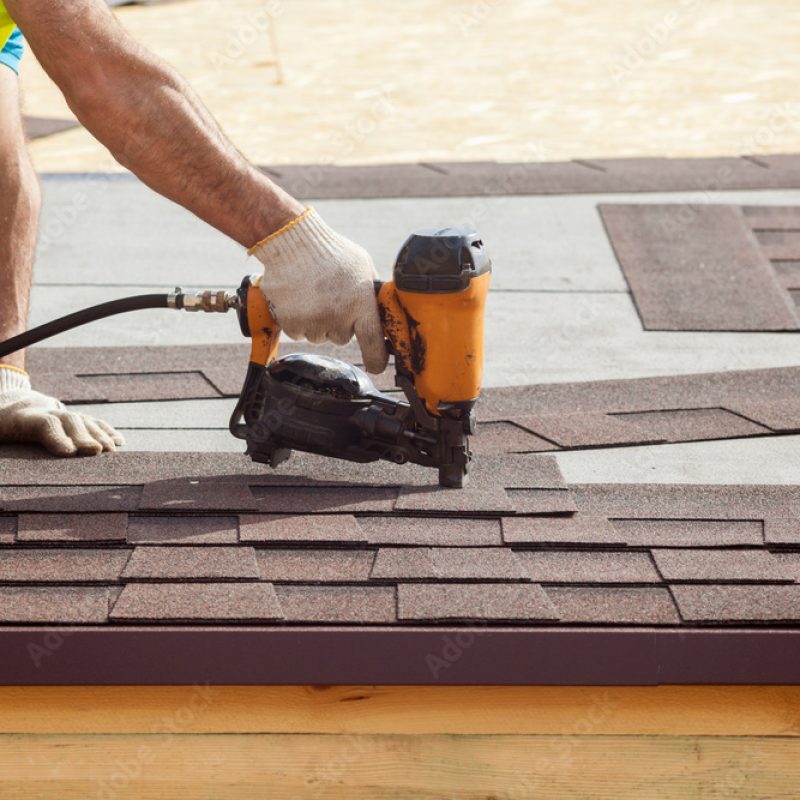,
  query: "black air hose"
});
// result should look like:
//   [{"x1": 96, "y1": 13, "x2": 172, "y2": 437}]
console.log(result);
[{"x1": 0, "y1": 294, "x2": 171, "y2": 359}]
